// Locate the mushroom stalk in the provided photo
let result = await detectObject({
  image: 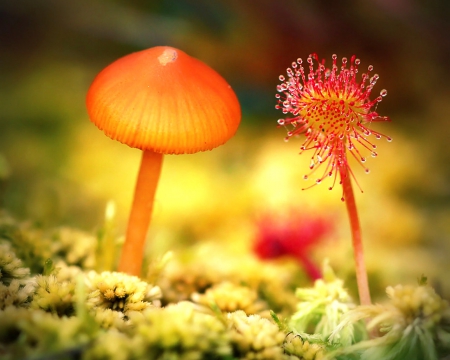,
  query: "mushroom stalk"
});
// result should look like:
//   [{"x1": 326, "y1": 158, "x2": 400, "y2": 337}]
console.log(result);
[
  {"x1": 118, "y1": 150, "x2": 163, "y2": 276},
  {"x1": 341, "y1": 169, "x2": 372, "y2": 306}
]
